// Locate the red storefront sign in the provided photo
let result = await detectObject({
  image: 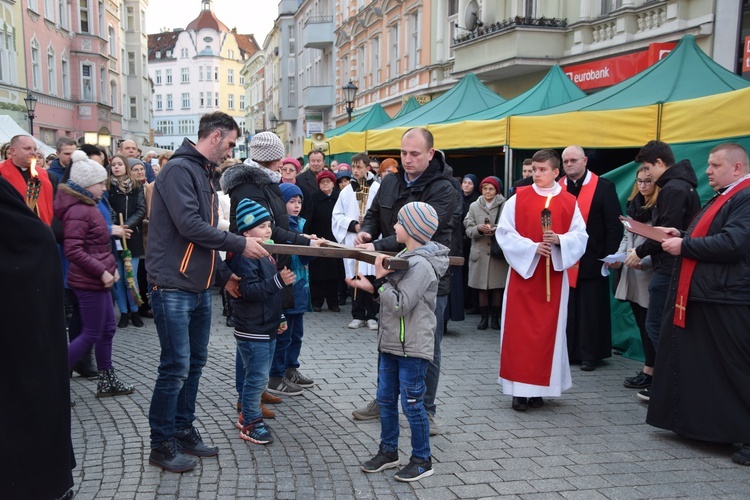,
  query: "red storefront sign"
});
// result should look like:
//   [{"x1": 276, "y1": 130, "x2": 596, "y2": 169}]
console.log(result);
[
  {"x1": 563, "y1": 42, "x2": 677, "y2": 90},
  {"x1": 743, "y1": 35, "x2": 750, "y2": 73}
]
